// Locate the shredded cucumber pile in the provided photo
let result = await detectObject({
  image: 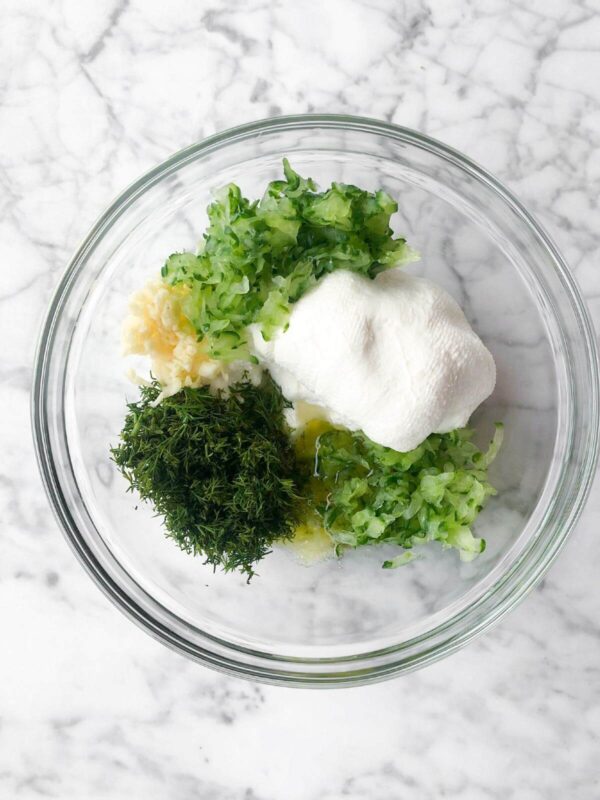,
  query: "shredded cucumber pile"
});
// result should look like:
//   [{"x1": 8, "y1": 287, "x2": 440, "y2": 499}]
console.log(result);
[
  {"x1": 161, "y1": 159, "x2": 418, "y2": 360},
  {"x1": 296, "y1": 422, "x2": 504, "y2": 566}
]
